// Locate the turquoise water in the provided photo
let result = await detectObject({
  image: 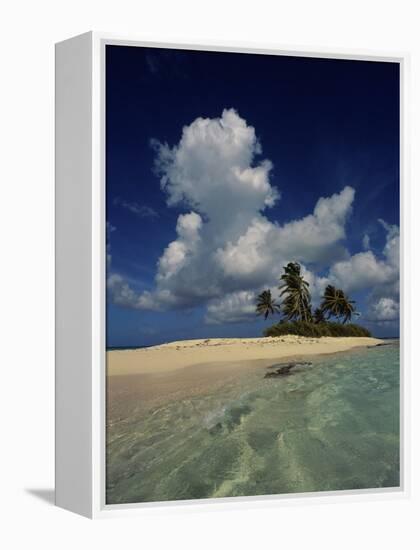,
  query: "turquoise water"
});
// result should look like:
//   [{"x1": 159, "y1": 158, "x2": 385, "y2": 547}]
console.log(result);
[{"x1": 106, "y1": 342, "x2": 400, "y2": 504}]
